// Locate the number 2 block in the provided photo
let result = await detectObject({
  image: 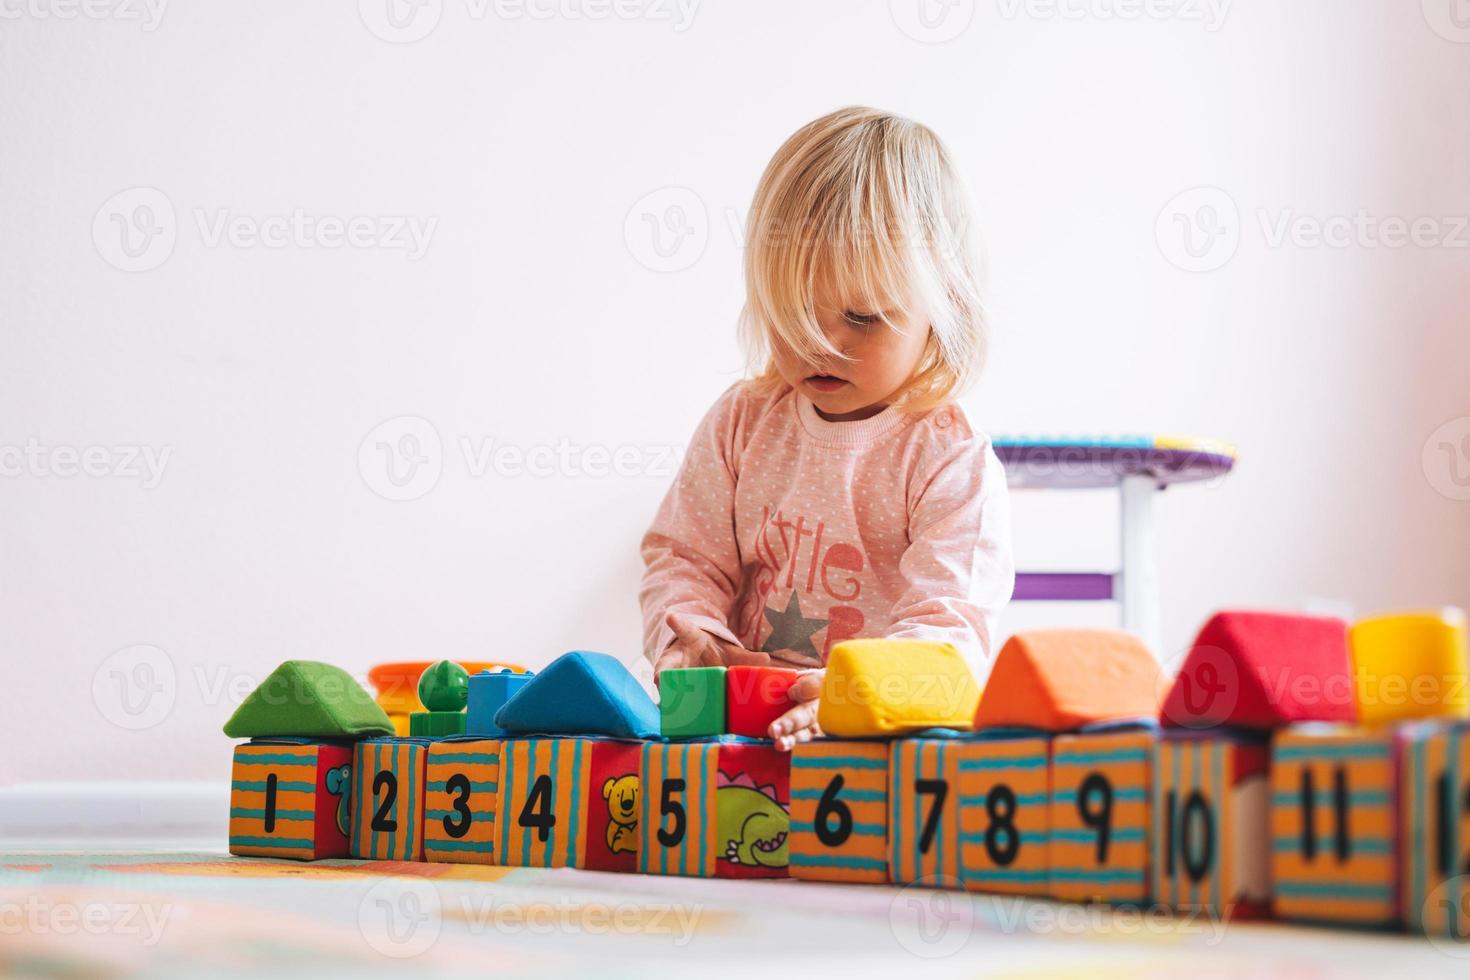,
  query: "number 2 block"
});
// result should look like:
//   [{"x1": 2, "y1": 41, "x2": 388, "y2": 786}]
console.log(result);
[
  {"x1": 1152, "y1": 732, "x2": 1270, "y2": 917},
  {"x1": 1401, "y1": 723, "x2": 1470, "y2": 937},
  {"x1": 789, "y1": 740, "x2": 889, "y2": 884},
  {"x1": 1049, "y1": 729, "x2": 1154, "y2": 903},
  {"x1": 423, "y1": 738, "x2": 502, "y2": 864},
  {"x1": 958, "y1": 736, "x2": 1051, "y2": 895},
  {"x1": 1270, "y1": 726, "x2": 1399, "y2": 925},
  {"x1": 229, "y1": 739, "x2": 354, "y2": 860},
  {"x1": 888, "y1": 735, "x2": 963, "y2": 886},
  {"x1": 350, "y1": 737, "x2": 429, "y2": 861},
  {"x1": 497, "y1": 737, "x2": 643, "y2": 872}
]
